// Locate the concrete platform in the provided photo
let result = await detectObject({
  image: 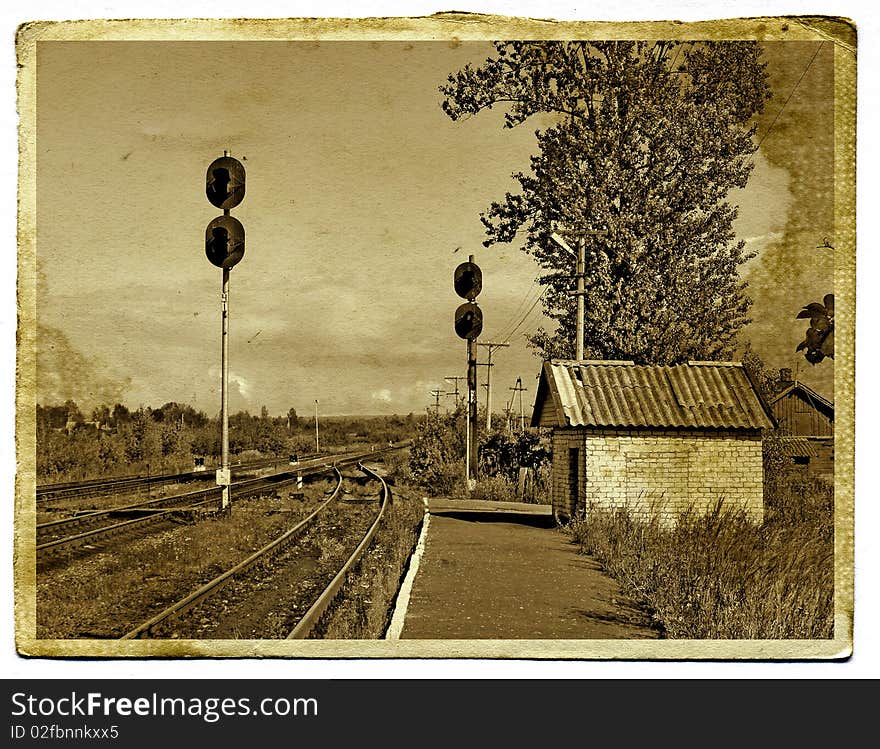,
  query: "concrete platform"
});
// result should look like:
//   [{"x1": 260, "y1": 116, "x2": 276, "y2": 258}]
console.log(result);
[
  {"x1": 426, "y1": 498, "x2": 554, "y2": 526},
  {"x1": 394, "y1": 504, "x2": 659, "y2": 640}
]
